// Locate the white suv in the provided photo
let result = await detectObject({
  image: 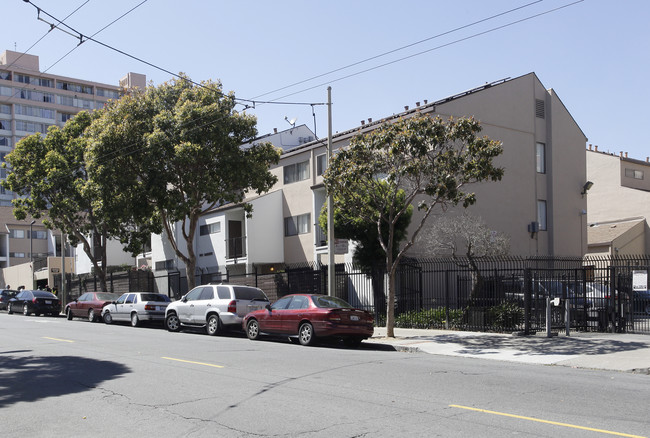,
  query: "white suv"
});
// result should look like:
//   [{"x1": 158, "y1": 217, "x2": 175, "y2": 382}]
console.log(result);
[{"x1": 164, "y1": 284, "x2": 269, "y2": 335}]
